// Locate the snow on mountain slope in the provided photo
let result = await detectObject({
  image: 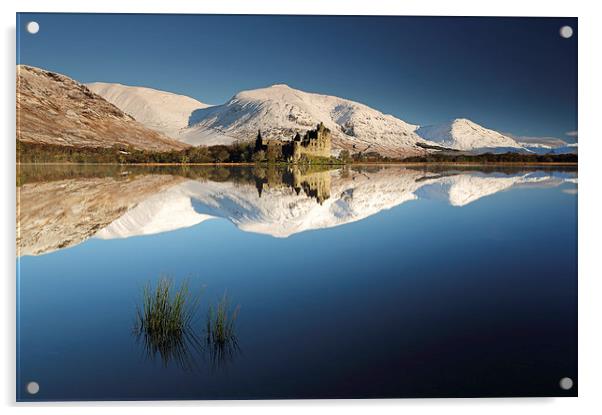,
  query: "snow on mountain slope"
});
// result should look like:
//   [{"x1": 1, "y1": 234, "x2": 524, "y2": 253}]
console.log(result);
[
  {"x1": 415, "y1": 118, "x2": 523, "y2": 151},
  {"x1": 86, "y1": 82, "x2": 210, "y2": 139},
  {"x1": 518, "y1": 142, "x2": 553, "y2": 149},
  {"x1": 79, "y1": 80, "x2": 556, "y2": 157},
  {"x1": 516, "y1": 141, "x2": 577, "y2": 155},
  {"x1": 180, "y1": 84, "x2": 426, "y2": 157},
  {"x1": 552, "y1": 143, "x2": 578, "y2": 154},
  {"x1": 518, "y1": 142, "x2": 553, "y2": 154}
]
